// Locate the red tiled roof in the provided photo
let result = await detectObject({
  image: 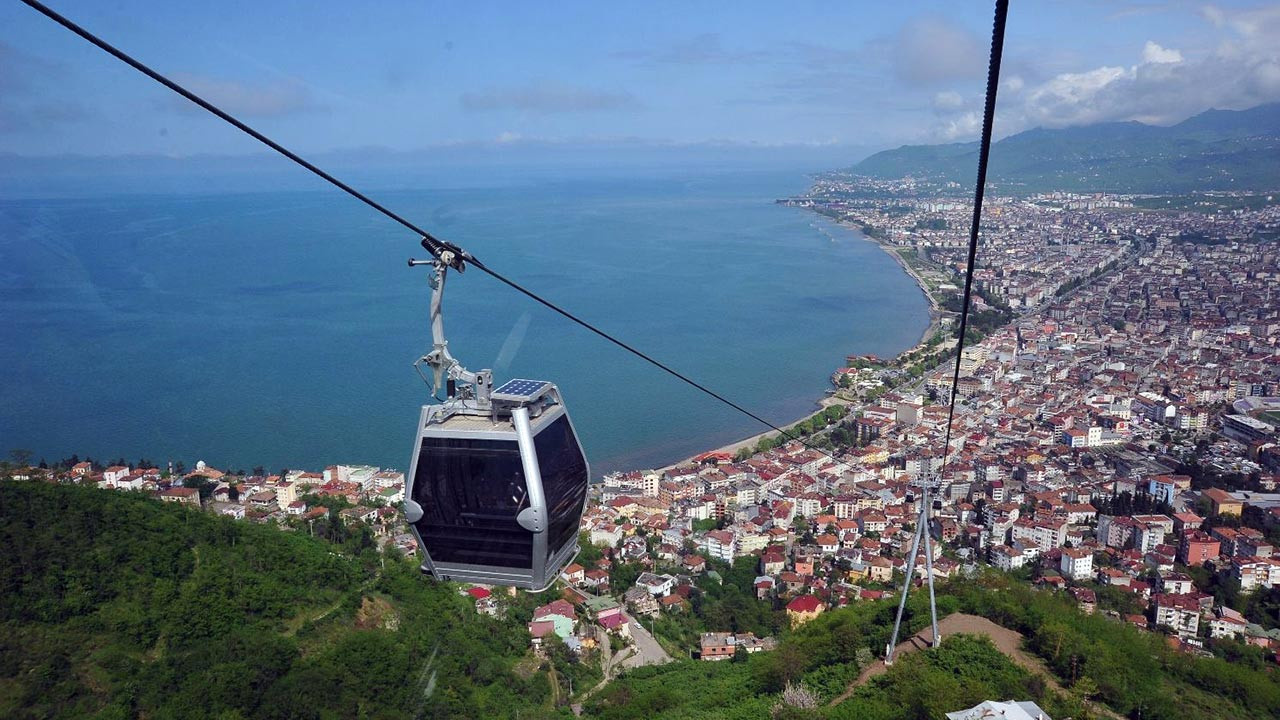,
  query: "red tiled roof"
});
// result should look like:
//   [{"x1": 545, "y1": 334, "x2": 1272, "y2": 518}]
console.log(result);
[
  {"x1": 786, "y1": 595, "x2": 822, "y2": 613},
  {"x1": 160, "y1": 487, "x2": 198, "y2": 497},
  {"x1": 528, "y1": 620, "x2": 556, "y2": 638},
  {"x1": 533, "y1": 599, "x2": 576, "y2": 621}
]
